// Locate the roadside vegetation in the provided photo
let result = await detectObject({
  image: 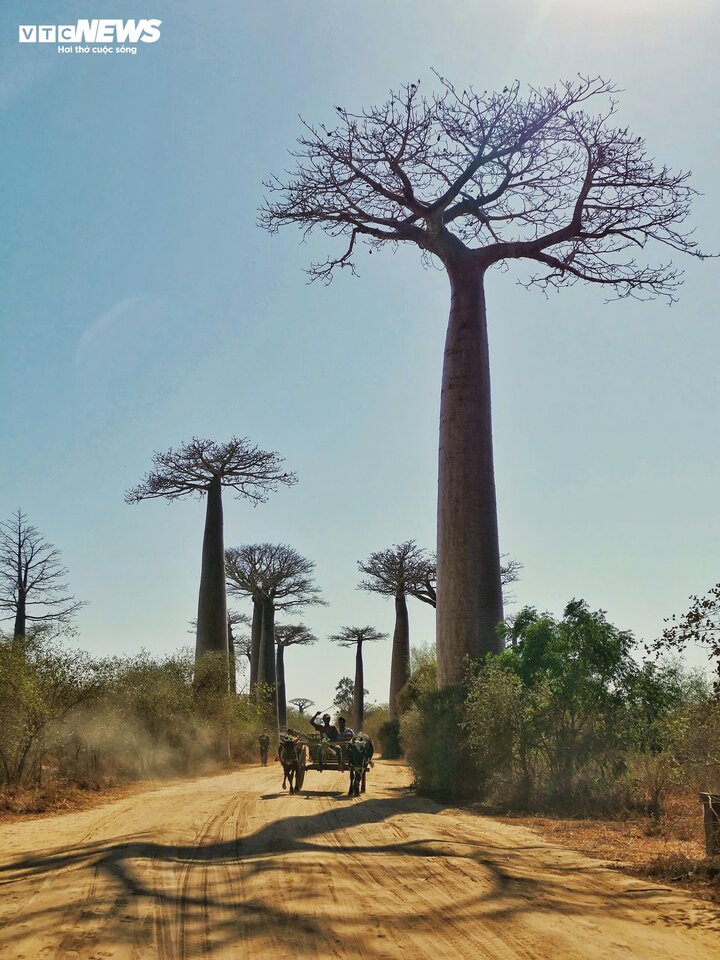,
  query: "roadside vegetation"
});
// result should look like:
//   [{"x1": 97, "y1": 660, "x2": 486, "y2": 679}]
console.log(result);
[
  {"x1": 0, "y1": 634, "x2": 272, "y2": 813},
  {"x1": 399, "y1": 601, "x2": 720, "y2": 898}
]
